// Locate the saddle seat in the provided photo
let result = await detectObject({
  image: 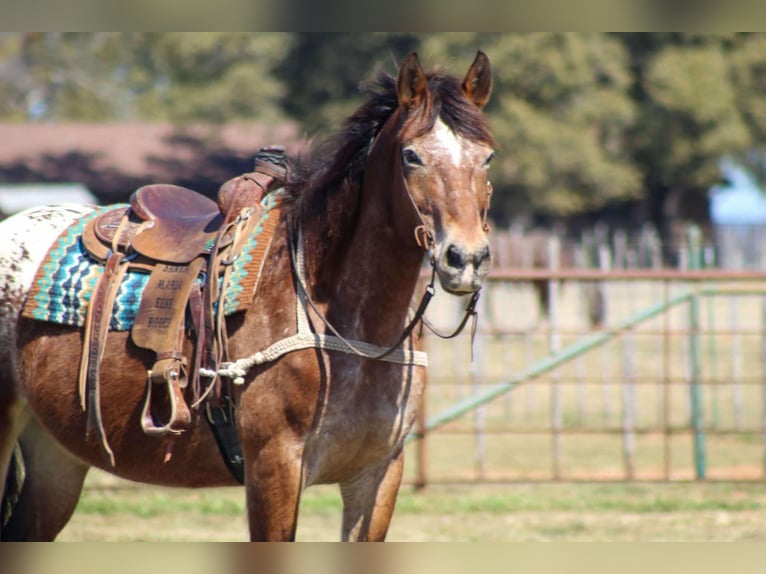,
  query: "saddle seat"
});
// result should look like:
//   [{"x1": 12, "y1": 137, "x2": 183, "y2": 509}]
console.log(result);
[
  {"x1": 129, "y1": 184, "x2": 222, "y2": 264},
  {"x1": 88, "y1": 184, "x2": 223, "y2": 265}
]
